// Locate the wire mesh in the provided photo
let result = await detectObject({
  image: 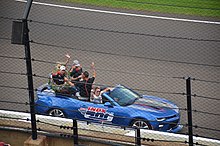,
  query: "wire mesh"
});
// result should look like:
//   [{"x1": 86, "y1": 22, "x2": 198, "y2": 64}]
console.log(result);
[
  {"x1": 0, "y1": 0, "x2": 220, "y2": 145},
  {"x1": 191, "y1": 79, "x2": 220, "y2": 140}
]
